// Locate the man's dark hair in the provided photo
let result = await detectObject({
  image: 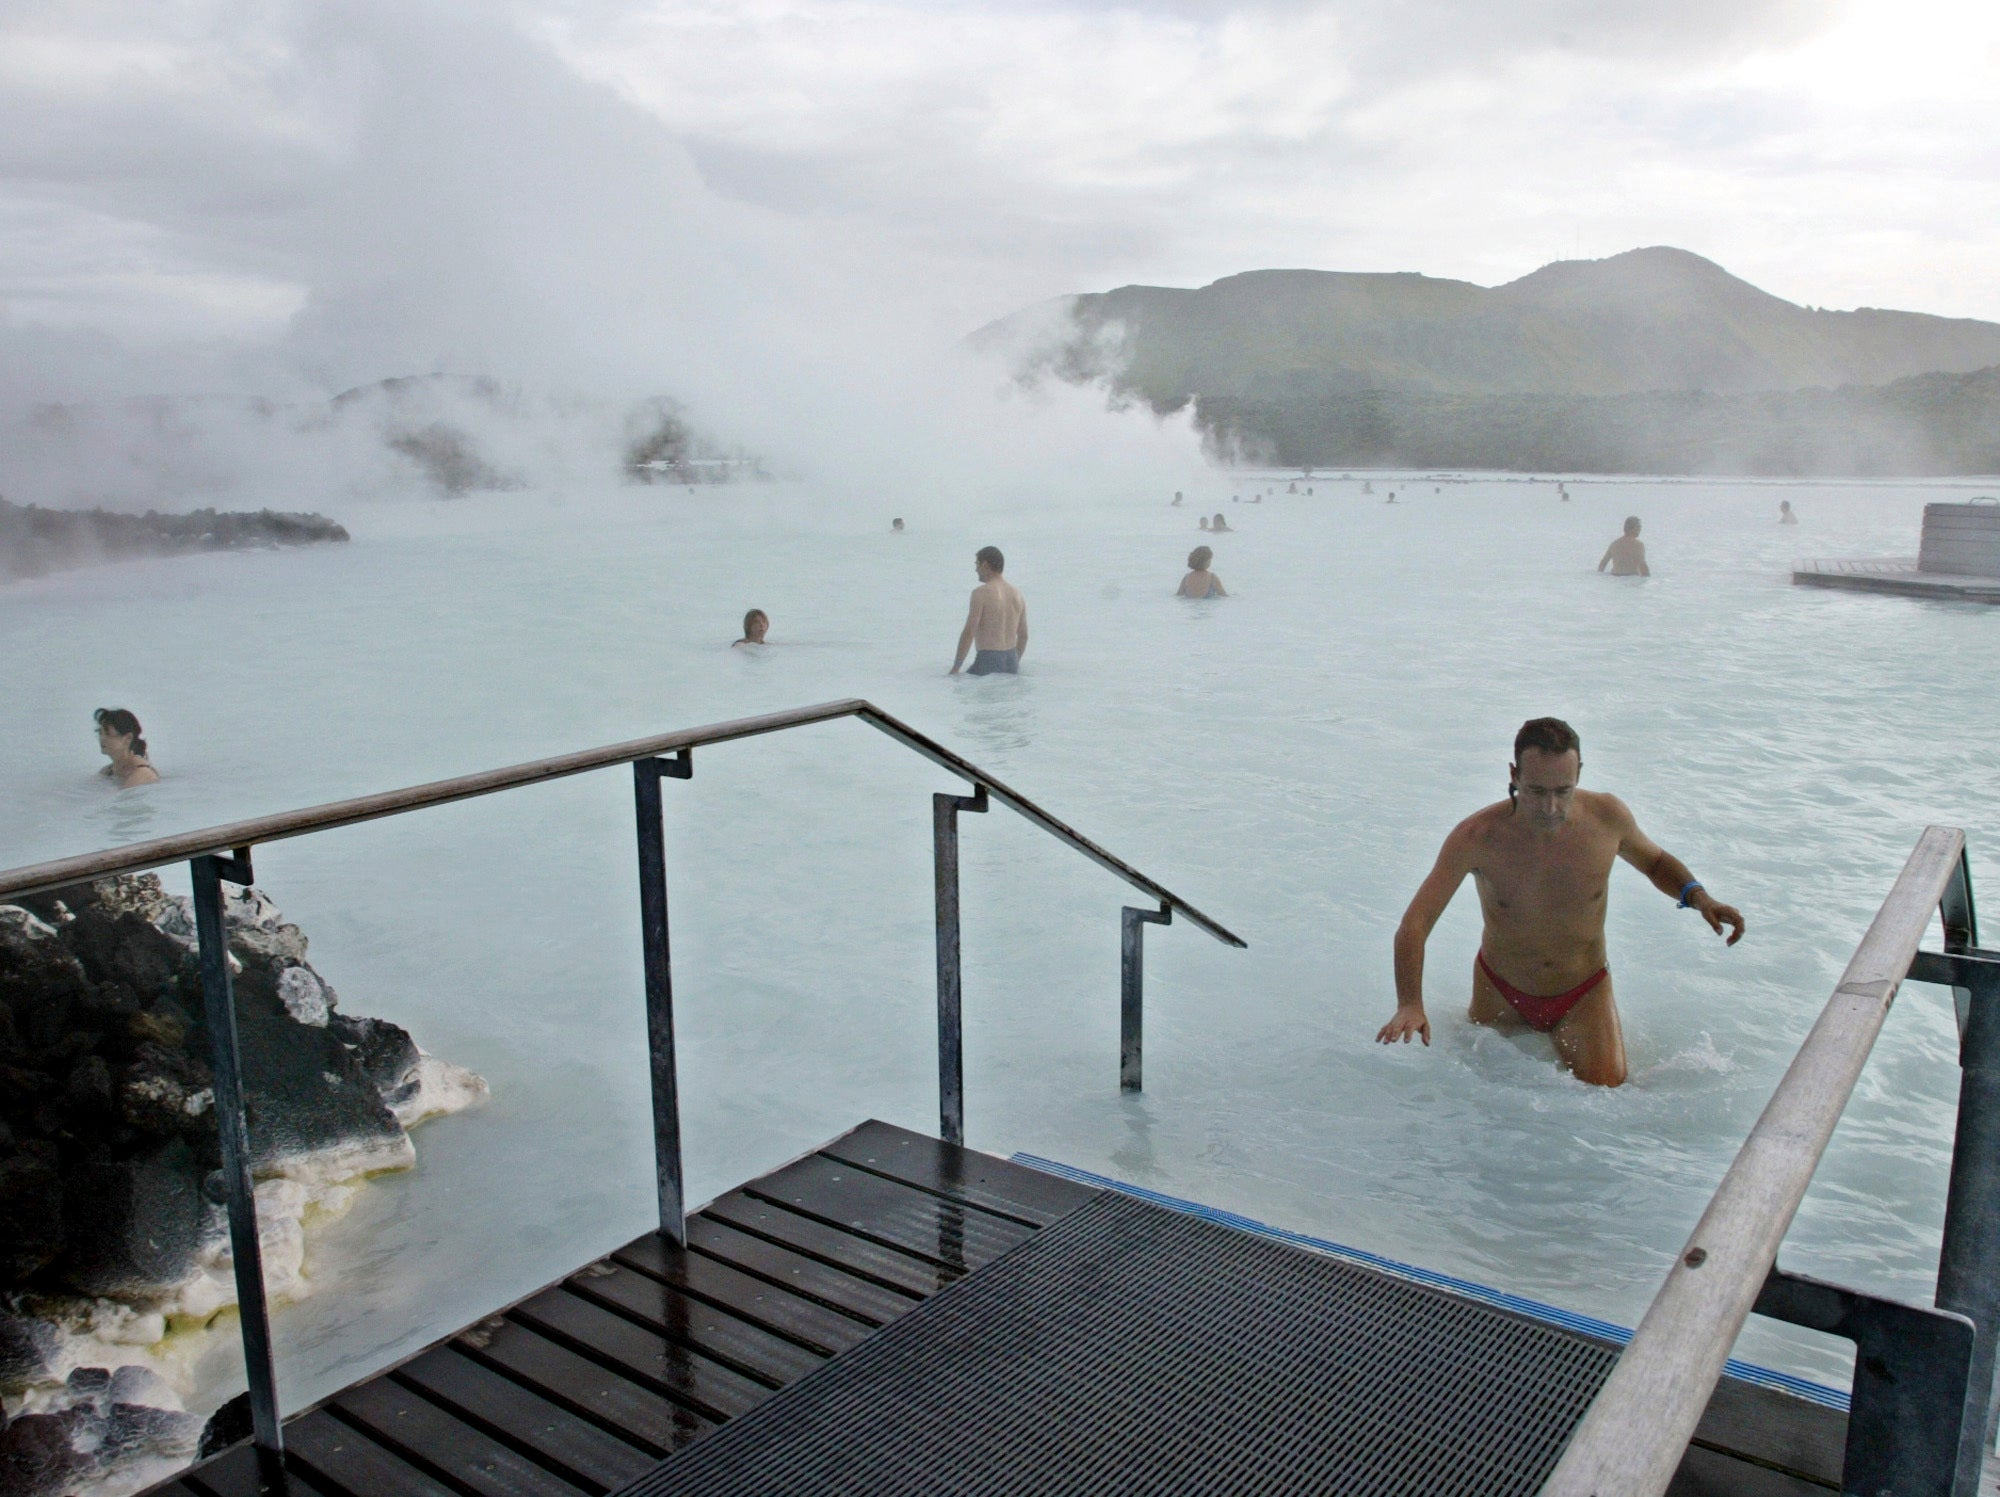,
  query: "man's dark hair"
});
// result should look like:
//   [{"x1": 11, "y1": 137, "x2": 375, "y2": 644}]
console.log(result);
[
  {"x1": 1513, "y1": 717, "x2": 1580, "y2": 764},
  {"x1": 976, "y1": 545, "x2": 1004, "y2": 573}
]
